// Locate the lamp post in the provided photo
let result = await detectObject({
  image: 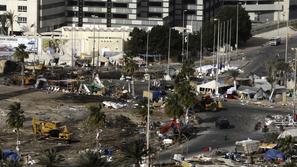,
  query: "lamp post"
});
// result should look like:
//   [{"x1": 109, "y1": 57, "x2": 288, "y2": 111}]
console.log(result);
[
  {"x1": 144, "y1": 73, "x2": 150, "y2": 167},
  {"x1": 236, "y1": 2, "x2": 241, "y2": 56},
  {"x1": 291, "y1": 48, "x2": 297, "y2": 118},
  {"x1": 229, "y1": 19, "x2": 232, "y2": 64},
  {"x1": 182, "y1": 10, "x2": 187, "y2": 62},
  {"x1": 168, "y1": 28, "x2": 171, "y2": 73},
  {"x1": 146, "y1": 31, "x2": 150, "y2": 69},
  {"x1": 216, "y1": 18, "x2": 220, "y2": 95},
  {"x1": 200, "y1": 19, "x2": 203, "y2": 72},
  {"x1": 212, "y1": 19, "x2": 217, "y2": 75},
  {"x1": 91, "y1": 15, "x2": 98, "y2": 71}
]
